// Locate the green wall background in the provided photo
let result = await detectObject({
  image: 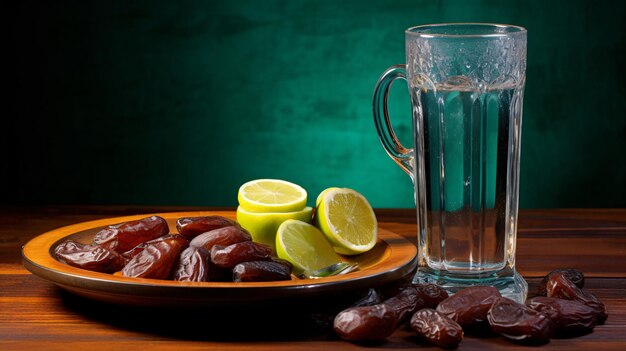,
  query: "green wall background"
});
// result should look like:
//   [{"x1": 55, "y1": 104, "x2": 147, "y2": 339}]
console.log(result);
[{"x1": 6, "y1": 0, "x2": 626, "y2": 208}]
